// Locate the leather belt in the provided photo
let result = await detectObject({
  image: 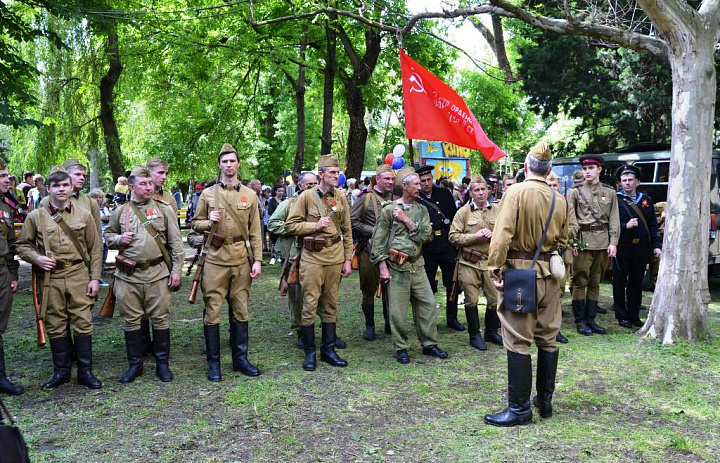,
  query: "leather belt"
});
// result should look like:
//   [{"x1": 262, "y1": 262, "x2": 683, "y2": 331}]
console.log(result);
[
  {"x1": 229, "y1": 235, "x2": 248, "y2": 244},
  {"x1": 52, "y1": 259, "x2": 84, "y2": 272},
  {"x1": 507, "y1": 251, "x2": 552, "y2": 262},
  {"x1": 135, "y1": 256, "x2": 165, "y2": 271},
  {"x1": 325, "y1": 236, "x2": 342, "y2": 248},
  {"x1": 579, "y1": 223, "x2": 608, "y2": 232}
]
